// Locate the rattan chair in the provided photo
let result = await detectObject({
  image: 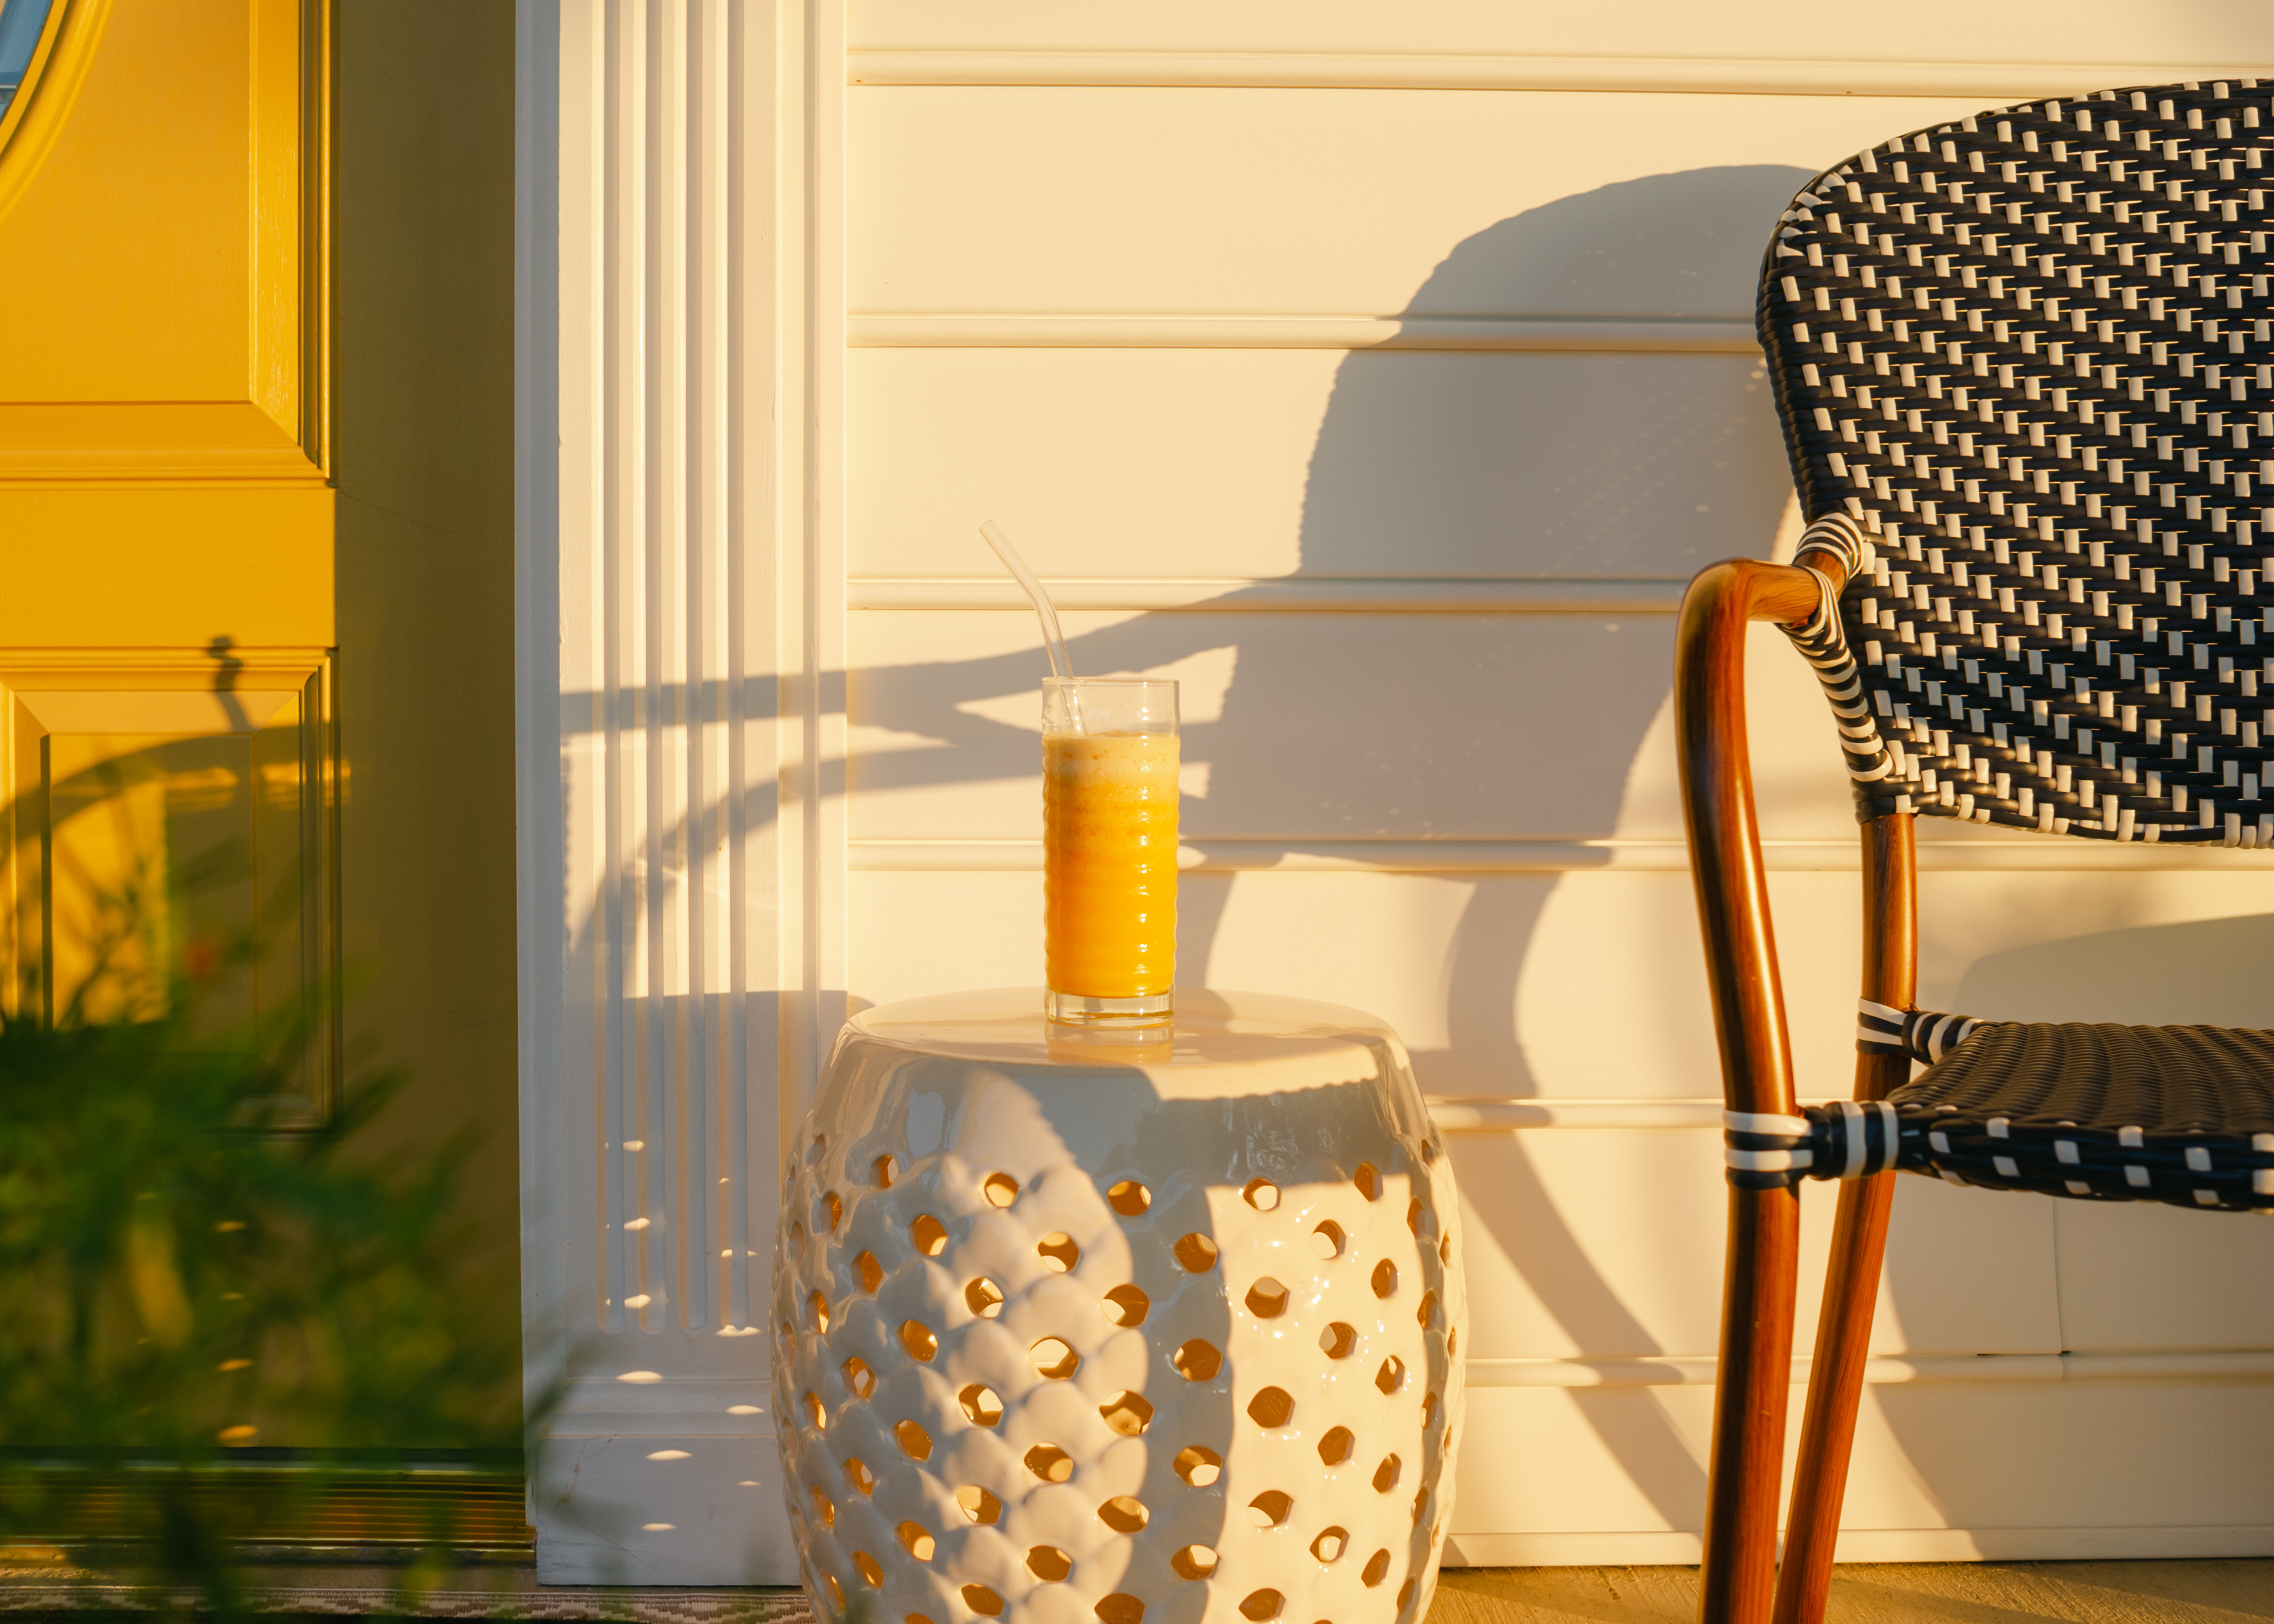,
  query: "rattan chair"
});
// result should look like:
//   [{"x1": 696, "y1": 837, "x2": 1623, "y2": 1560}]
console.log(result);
[{"x1": 1678, "y1": 77, "x2": 2274, "y2": 1624}]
